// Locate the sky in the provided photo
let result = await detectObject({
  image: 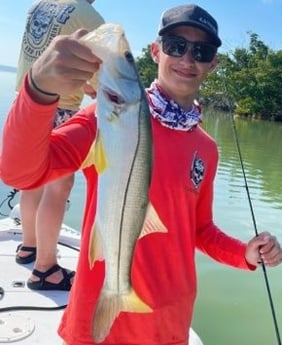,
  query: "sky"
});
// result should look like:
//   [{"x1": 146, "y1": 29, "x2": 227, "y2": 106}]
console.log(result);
[{"x1": 0, "y1": 0, "x2": 282, "y2": 67}]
